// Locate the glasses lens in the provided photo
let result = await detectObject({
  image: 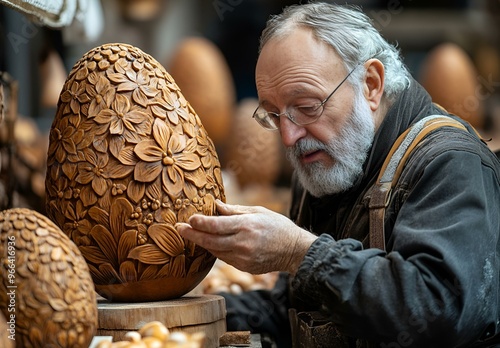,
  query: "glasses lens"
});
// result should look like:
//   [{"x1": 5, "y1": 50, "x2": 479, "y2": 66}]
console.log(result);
[
  {"x1": 253, "y1": 108, "x2": 279, "y2": 130},
  {"x1": 294, "y1": 104, "x2": 323, "y2": 125}
]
